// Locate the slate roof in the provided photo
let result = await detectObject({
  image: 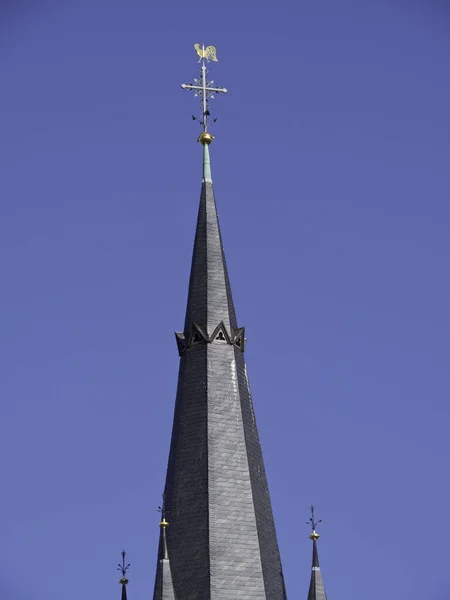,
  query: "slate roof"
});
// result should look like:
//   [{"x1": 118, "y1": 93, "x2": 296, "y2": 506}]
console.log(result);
[
  {"x1": 307, "y1": 539, "x2": 327, "y2": 600},
  {"x1": 153, "y1": 143, "x2": 286, "y2": 600}
]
